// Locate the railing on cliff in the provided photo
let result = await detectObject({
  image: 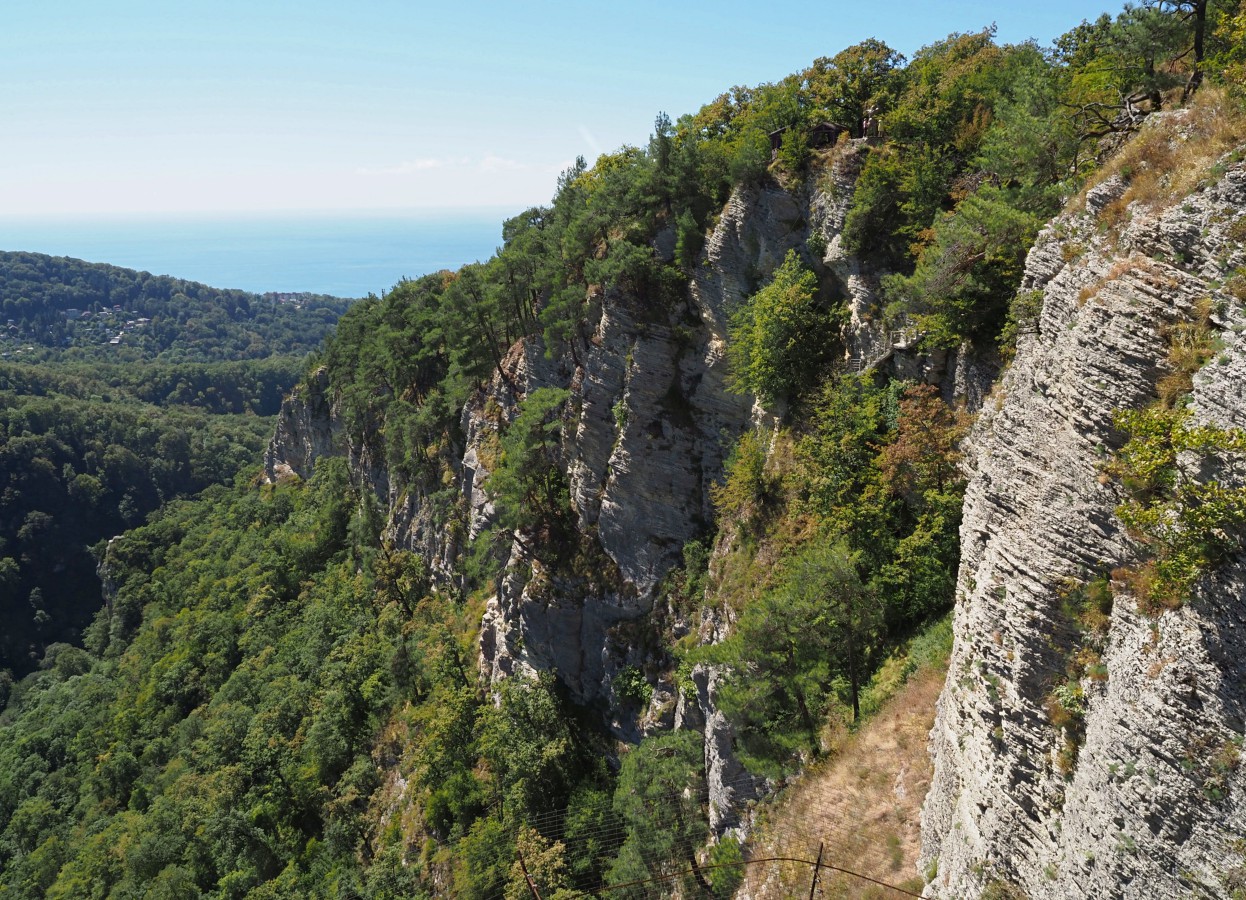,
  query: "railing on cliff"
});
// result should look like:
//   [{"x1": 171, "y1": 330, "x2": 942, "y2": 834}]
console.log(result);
[{"x1": 834, "y1": 327, "x2": 914, "y2": 377}]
